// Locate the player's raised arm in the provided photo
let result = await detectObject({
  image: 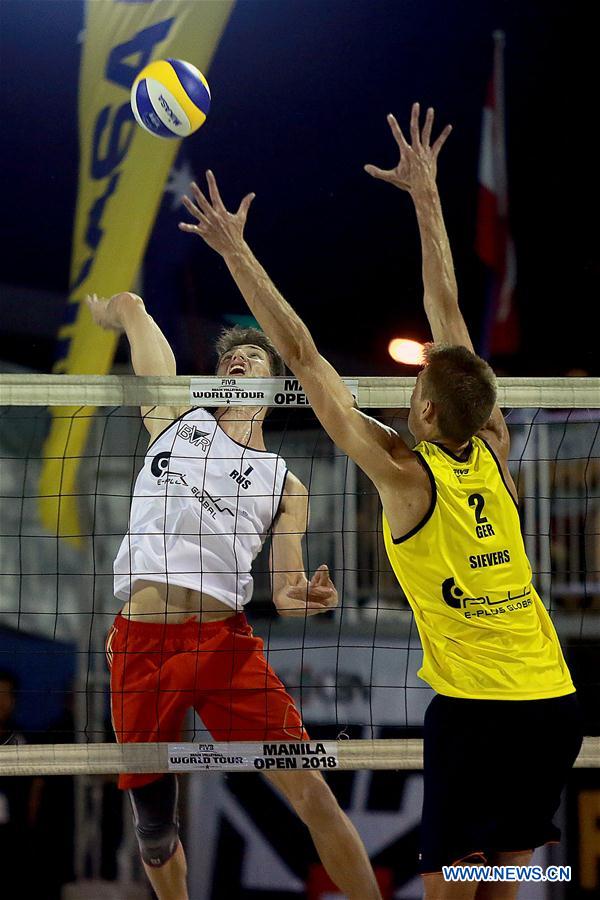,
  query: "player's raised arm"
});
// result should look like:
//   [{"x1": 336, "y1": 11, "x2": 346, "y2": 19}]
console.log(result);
[
  {"x1": 365, "y1": 103, "x2": 465, "y2": 347},
  {"x1": 365, "y1": 103, "x2": 509, "y2": 453},
  {"x1": 86, "y1": 291, "x2": 182, "y2": 437},
  {"x1": 179, "y1": 172, "x2": 410, "y2": 485}
]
